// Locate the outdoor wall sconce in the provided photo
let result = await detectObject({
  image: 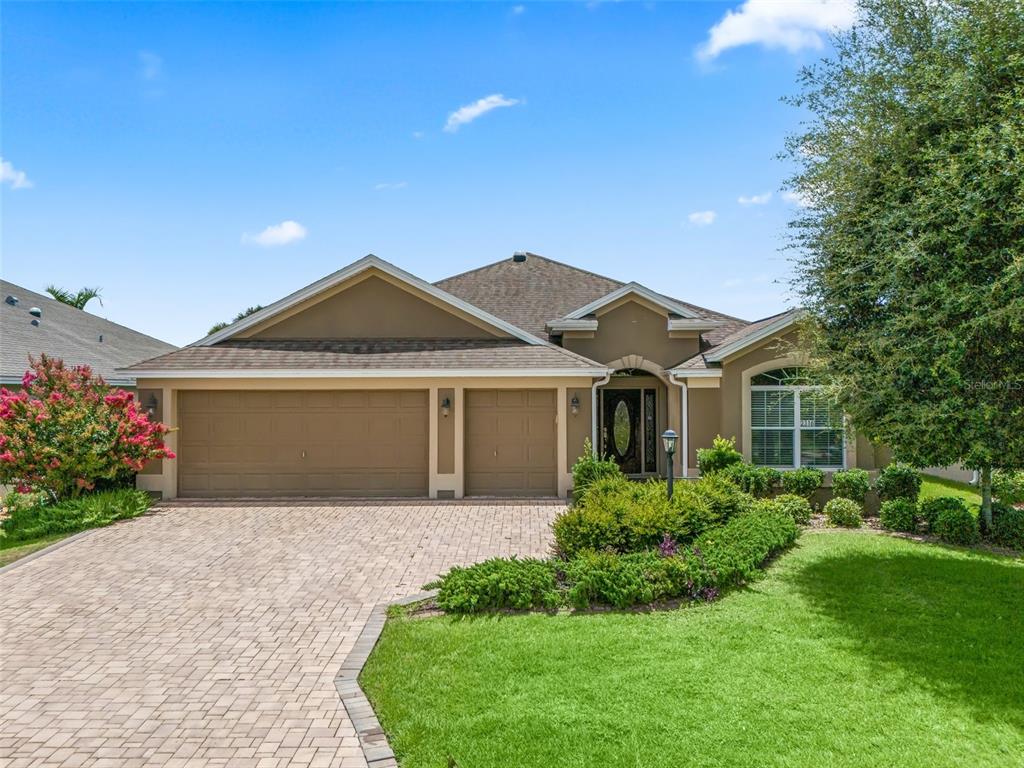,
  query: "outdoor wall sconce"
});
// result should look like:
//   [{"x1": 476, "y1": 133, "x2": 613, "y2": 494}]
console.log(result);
[
  {"x1": 441, "y1": 397, "x2": 451, "y2": 418},
  {"x1": 661, "y1": 429, "x2": 678, "y2": 499},
  {"x1": 570, "y1": 394, "x2": 580, "y2": 416},
  {"x1": 144, "y1": 393, "x2": 158, "y2": 417}
]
